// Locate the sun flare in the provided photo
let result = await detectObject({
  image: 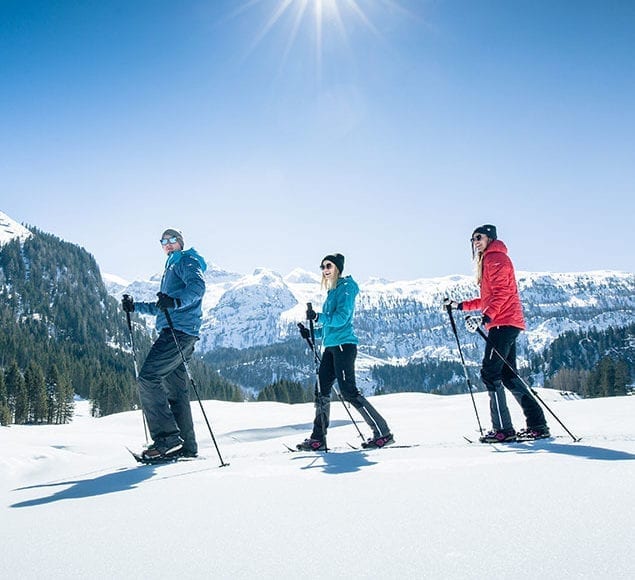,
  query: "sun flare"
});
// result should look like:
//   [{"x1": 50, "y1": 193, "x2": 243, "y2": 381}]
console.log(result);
[{"x1": 233, "y1": 0, "x2": 410, "y2": 75}]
